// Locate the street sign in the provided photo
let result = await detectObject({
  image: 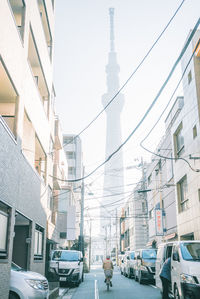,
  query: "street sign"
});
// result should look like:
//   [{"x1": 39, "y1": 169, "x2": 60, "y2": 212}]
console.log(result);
[{"x1": 155, "y1": 208, "x2": 164, "y2": 236}]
